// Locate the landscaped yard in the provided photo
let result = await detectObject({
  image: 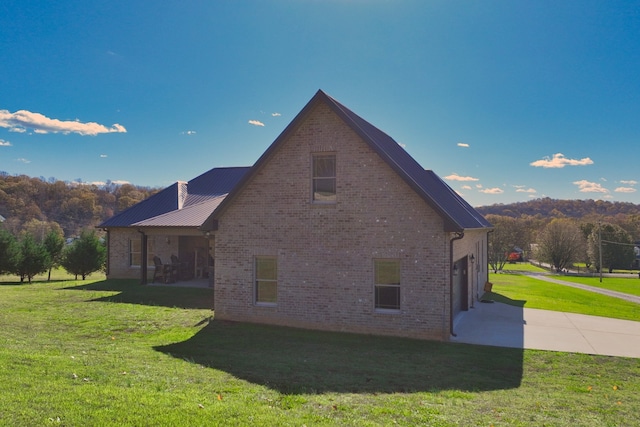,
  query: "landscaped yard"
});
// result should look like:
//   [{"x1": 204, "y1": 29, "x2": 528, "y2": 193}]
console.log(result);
[
  {"x1": 554, "y1": 275, "x2": 640, "y2": 297},
  {"x1": 487, "y1": 273, "x2": 640, "y2": 321},
  {"x1": 0, "y1": 278, "x2": 638, "y2": 426}
]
